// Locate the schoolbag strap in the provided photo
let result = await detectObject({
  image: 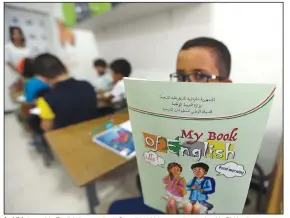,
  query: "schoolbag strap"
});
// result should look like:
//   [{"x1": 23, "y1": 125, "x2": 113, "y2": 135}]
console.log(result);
[
  {"x1": 191, "y1": 177, "x2": 197, "y2": 187},
  {"x1": 201, "y1": 177, "x2": 207, "y2": 188}
]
